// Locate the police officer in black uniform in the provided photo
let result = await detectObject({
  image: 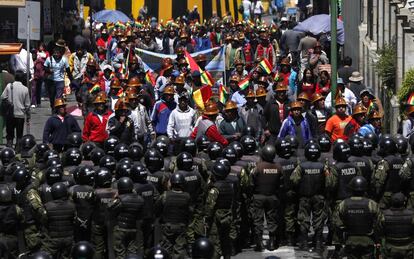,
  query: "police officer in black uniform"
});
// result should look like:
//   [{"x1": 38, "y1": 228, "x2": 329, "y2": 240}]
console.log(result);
[
  {"x1": 109, "y1": 177, "x2": 144, "y2": 258},
  {"x1": 251, "y1": 144, "x2": 283, "y2": 251},
  {"x1": 145, "y1": 148, "x2": 169, "y2": 194},
  {"x1": 62, "y1": 147, "x2": 83, "y2": 182},
  {"x1": 91, "y1": 167, "x2": 116, "y2": 259},
  {"x1": 71, "y1": 241, "x2": 95, "y2": 259},
  {"x1": 41, "y1": 182, "x2": 76, "y2": 258},
  {"x1": 69, "y1": 165, "x2": 95, "y2": 242},
  {"x1": 39, "y1": 166, "x2": 63, "y2": 203},
  {"x1": 192, "y1": 237, "x2": 214, "y2": 259},
  {"x1": 155, "y1": 173, "x2": 192, "y2": 259}
]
